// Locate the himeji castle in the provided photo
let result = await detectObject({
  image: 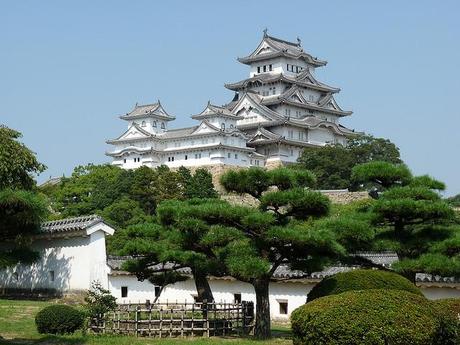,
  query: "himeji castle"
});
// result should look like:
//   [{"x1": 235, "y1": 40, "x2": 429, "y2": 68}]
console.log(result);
[{"x1": 107, "y1": 31, "x2": 355, "y2": 170}]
